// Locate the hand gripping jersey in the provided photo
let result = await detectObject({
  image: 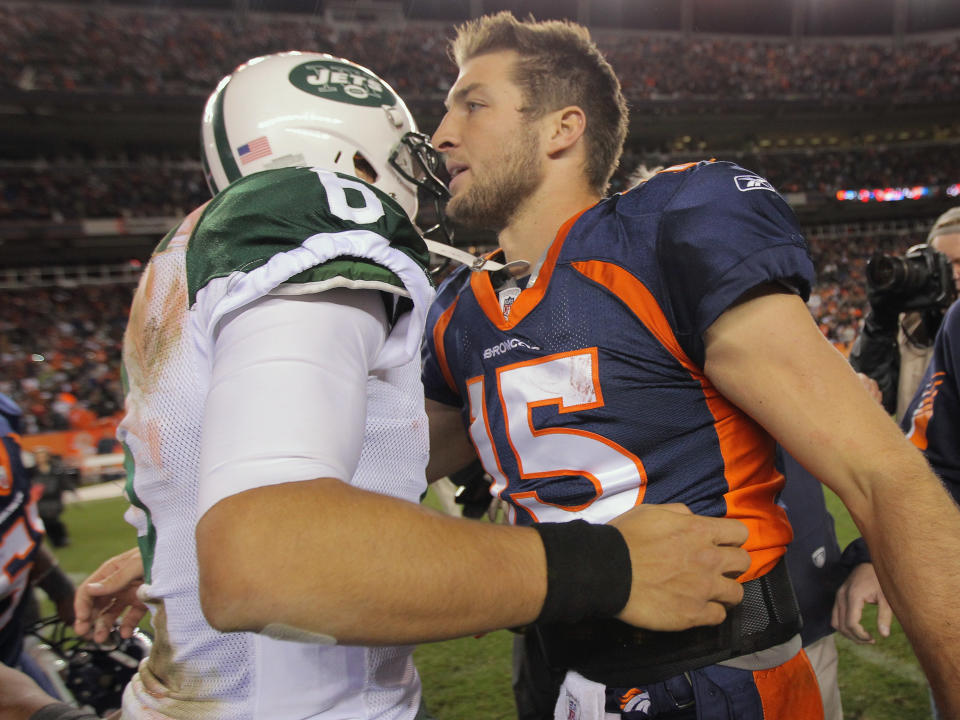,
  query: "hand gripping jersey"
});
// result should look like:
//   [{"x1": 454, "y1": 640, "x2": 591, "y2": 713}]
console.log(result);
[
  {"x1": 118, "y1": 166, "x2": 434, "y2": 720},
  {"x1": 423, "y1": 161, "x2": 815, "y2": 583},
  {"x1": 902, "y1": 300, "x2": 960, "y2": 497},
  {"x1": 0, "y1": 427, "x2": 44, "y2": 667}
]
